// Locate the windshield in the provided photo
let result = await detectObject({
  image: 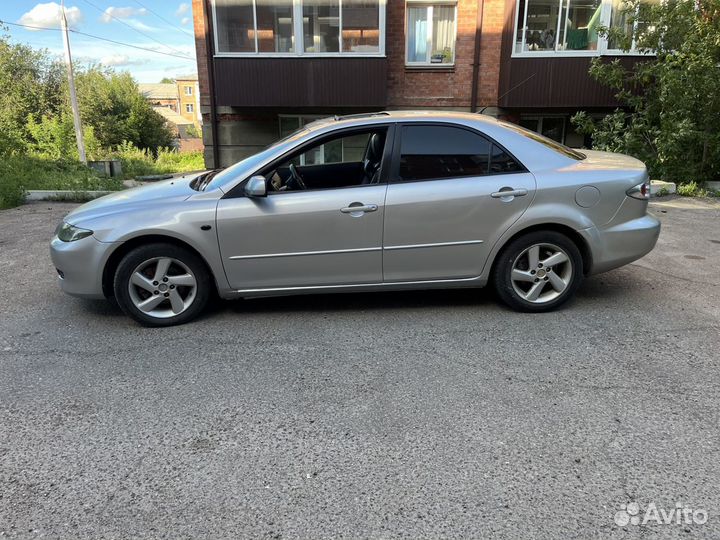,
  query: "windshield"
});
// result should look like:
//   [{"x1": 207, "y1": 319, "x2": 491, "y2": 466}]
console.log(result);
[
  {"x1": 498, "y1": 120, "x2": 586, "y2": 160},
  {"x1": 203, "y1": 126, "x2": 309, "y2": 191}
]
